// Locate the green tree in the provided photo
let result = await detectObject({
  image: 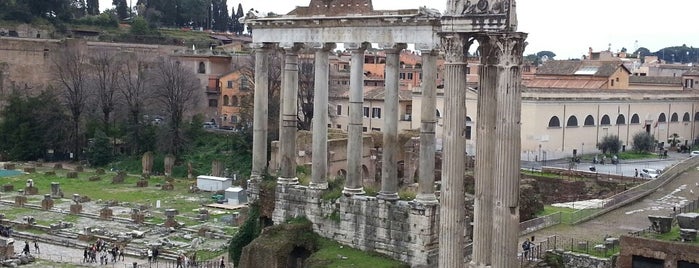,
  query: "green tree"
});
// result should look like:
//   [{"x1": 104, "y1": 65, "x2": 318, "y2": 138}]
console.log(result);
[
  {"x1": 232, "y1": 3, "x2": 245, "y2": 34},
  {"x1": 113, "y1": 0, "x2": 129, "y2": 20},
  {"x1": 212, "y1": 0, "x2": 230, "y2": 32},
  {"x1": 598, "y1": 135, "x2": 622, "y2": 154},
  {"x1": 86, "y1": 0, "x2": 99, "y2": 15},
  {"x1": 130, "y1": 17, "x2": 152, "y2": 35},
  {"x1": 536, "y1": 50, "x2": 556, "y2": 60},
  {"x1": 87, "y1": 130, "x2": 113, "y2": 166},
  {"x1": 229, "y1": 202, "x2": 261, "y2": 266},
  {"x1": 632, "y1": 132, "x2": 656, "y2": 153}
]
